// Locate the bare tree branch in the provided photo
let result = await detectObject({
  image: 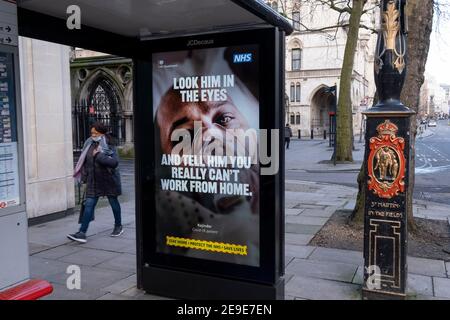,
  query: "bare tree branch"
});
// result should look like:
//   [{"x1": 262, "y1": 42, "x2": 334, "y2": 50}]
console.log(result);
[{"x1": 276, "y1": 0, "x2": 378, "y2": 34}]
